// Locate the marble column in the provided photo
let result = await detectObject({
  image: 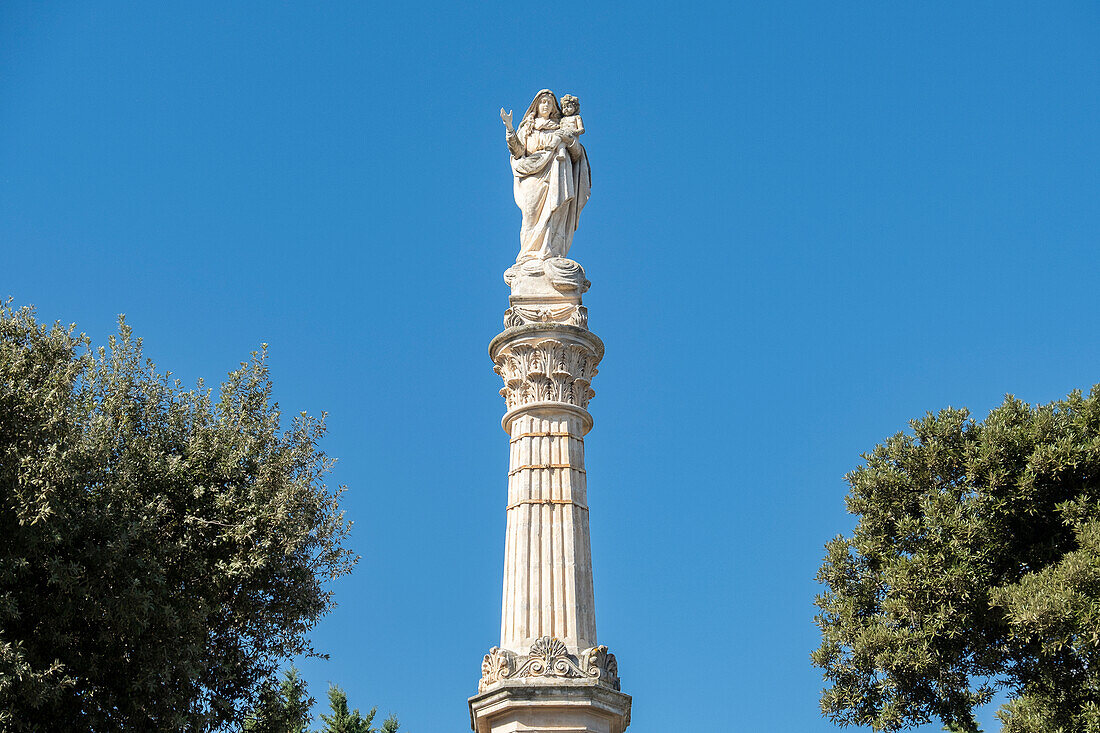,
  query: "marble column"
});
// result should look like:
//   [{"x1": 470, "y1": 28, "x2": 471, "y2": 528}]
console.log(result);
[{"x1": 470, "y1": 257, "x2": 631, "y2": 733}]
